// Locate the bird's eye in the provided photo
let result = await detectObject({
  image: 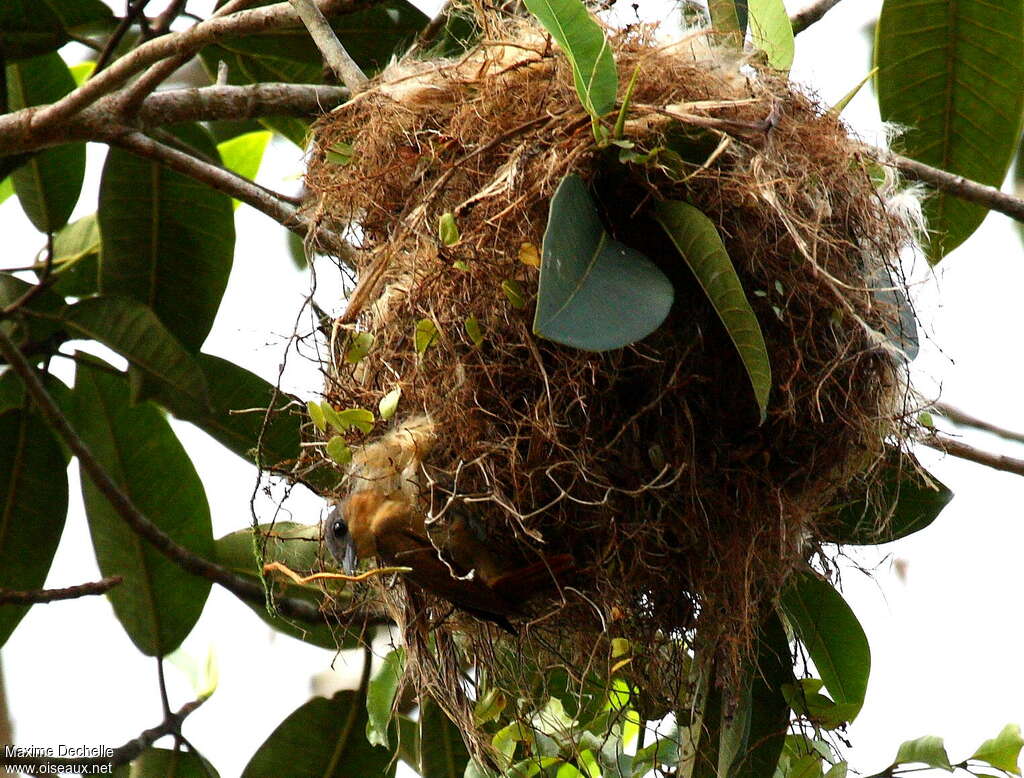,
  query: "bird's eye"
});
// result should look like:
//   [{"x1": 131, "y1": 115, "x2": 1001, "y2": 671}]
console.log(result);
[{"x1": 332, "y1": 518, "x2": 347, "y2": 539}]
